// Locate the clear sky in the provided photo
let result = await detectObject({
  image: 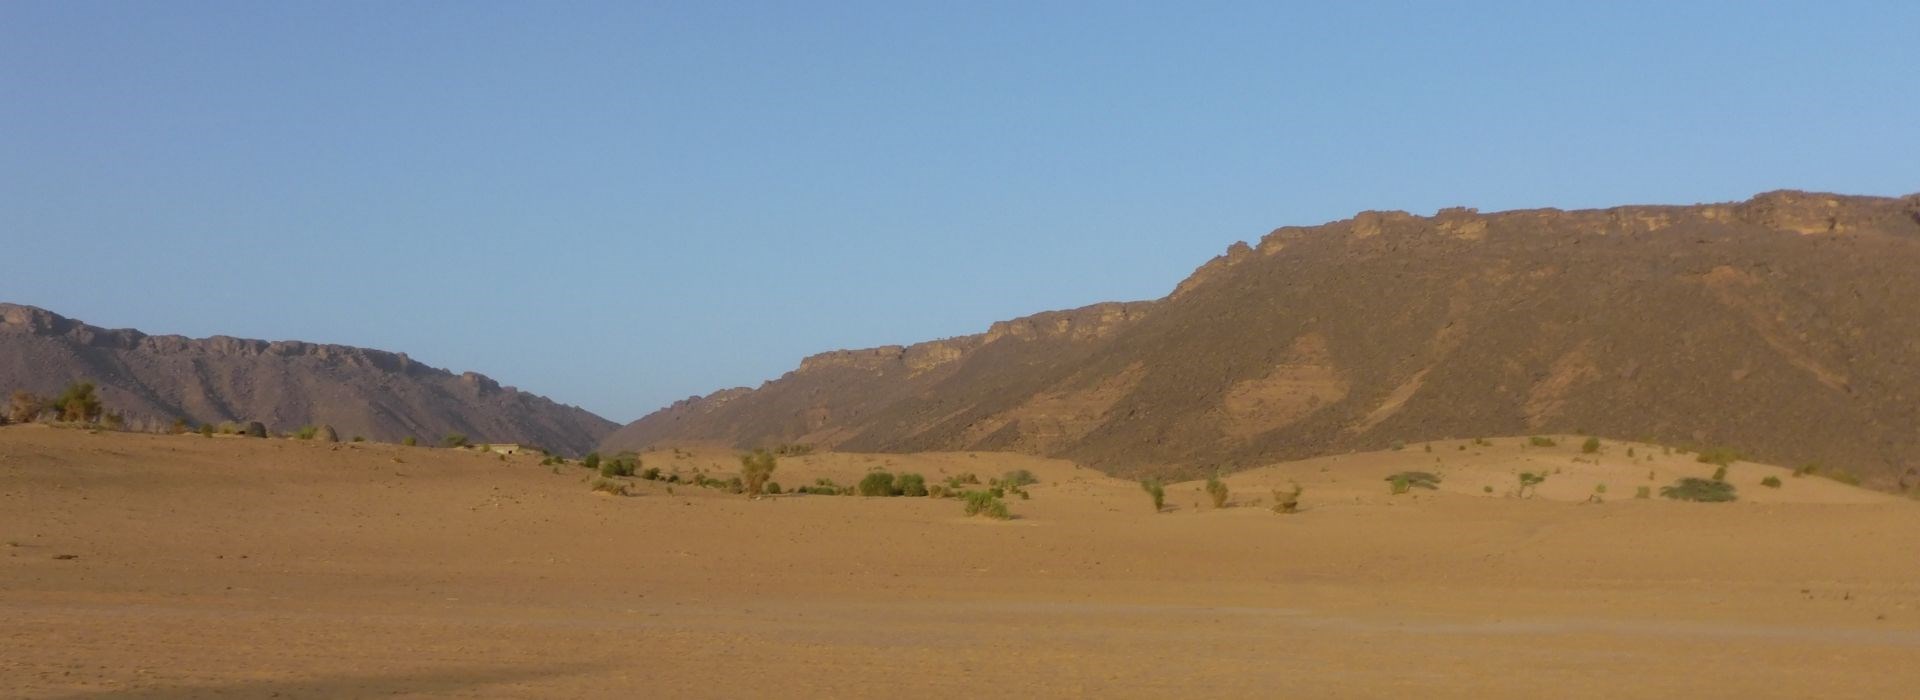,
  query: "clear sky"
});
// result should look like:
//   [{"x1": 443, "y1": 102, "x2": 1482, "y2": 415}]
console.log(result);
[{"x1": 3, "y1": 2, "x2": 1916, "y2": 422}]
